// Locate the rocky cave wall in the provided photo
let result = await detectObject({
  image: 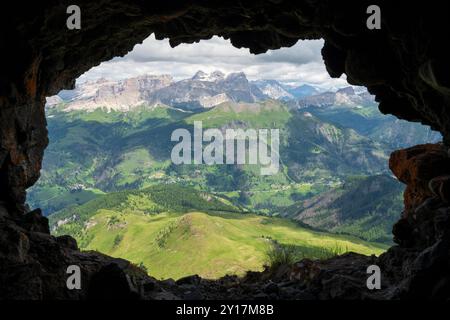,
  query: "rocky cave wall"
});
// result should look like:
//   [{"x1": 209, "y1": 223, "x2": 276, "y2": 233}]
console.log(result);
[
  {"x1": 2, "y1": 0, "x2": 450, "y2": 299},
  {"x1": 1, "y1": 0, "x2": 450, "y2": 211}
]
